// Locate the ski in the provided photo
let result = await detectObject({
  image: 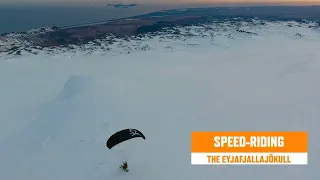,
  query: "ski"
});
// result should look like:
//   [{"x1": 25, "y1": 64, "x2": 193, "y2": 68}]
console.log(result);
[{"x1": 120, "y1": 167, "x2": 129, "y2": 172}]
